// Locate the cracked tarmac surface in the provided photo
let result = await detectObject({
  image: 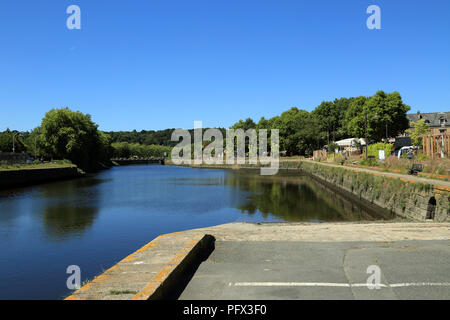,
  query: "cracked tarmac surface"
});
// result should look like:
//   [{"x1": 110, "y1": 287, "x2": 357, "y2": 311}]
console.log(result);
[{"x1": 179, "y1": 240, "x2": 450, "y2": 300}]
